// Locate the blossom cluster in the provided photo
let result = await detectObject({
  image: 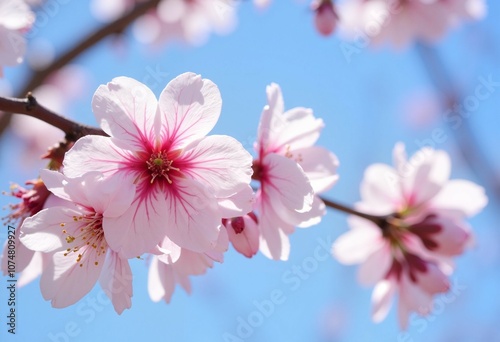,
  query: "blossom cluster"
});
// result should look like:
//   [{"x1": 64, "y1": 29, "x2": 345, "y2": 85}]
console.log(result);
[{"x1": 2, "y1": 72, "x2": 338, "y2": 314}]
